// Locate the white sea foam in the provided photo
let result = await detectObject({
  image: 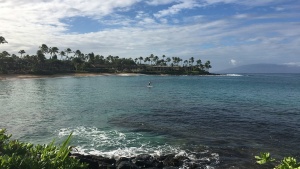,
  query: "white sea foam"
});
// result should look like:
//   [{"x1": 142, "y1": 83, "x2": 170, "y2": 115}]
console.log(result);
[
  {"x1": 58, "y1": 126, "x2": 180, "y2": 157},
  {"x1": 57, "y1": 126, "x2": 219, "y2": 167},
  {"x1": 116, "y1": 73, "x2": 144, "y2": 76},
  {"x1": 226, "y1": 74, "x2": 243, "y2": 76}
]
